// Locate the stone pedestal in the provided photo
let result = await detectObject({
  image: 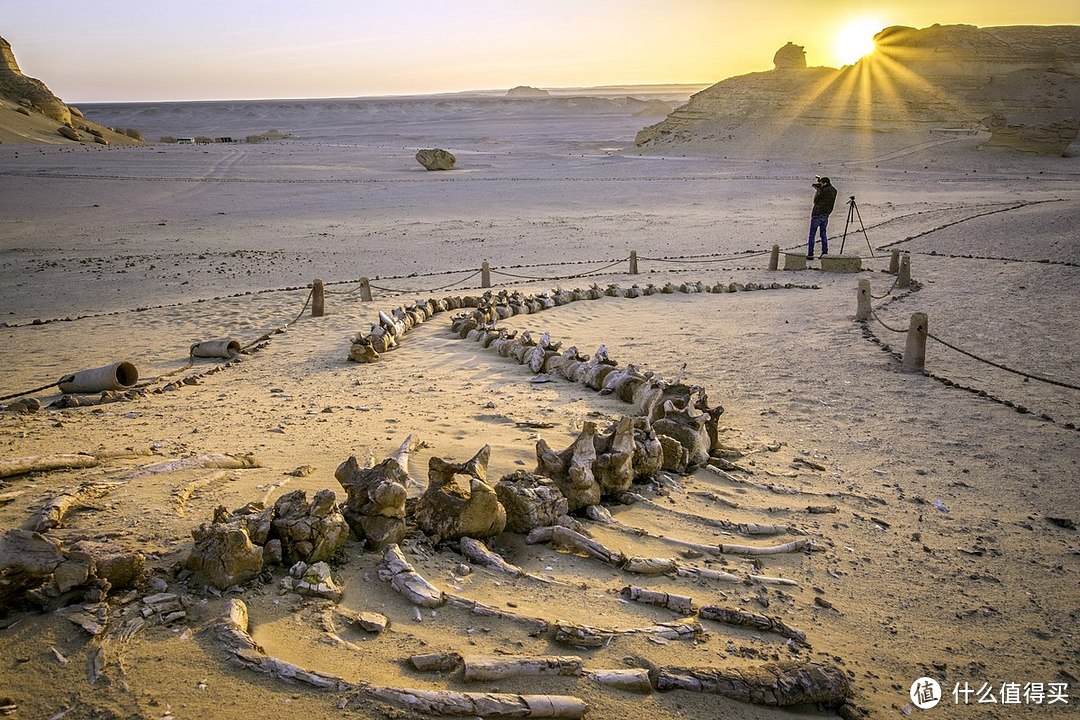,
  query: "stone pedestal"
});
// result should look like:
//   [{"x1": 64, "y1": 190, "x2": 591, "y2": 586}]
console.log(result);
[
  {"x1": 820, "y1": 255, "x2": 862, "y2": 273},
  {"x1": 783, "y1": 253, "x2": 807, "y2": 271}
]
